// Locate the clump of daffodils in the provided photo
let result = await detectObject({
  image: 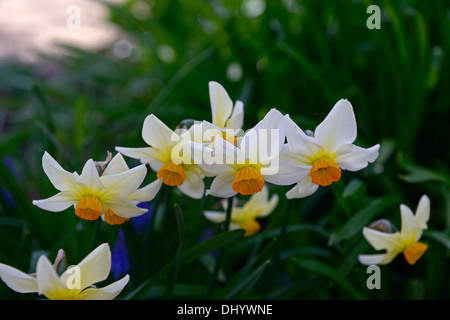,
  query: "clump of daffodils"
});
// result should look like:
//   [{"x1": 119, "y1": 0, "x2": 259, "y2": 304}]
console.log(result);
[
  {"x1": 359, "y1": 195, "x2": 430, "y2": 265},
  {"x1": 24, "y1": 79, "x2": 433, "y2": 301}
]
